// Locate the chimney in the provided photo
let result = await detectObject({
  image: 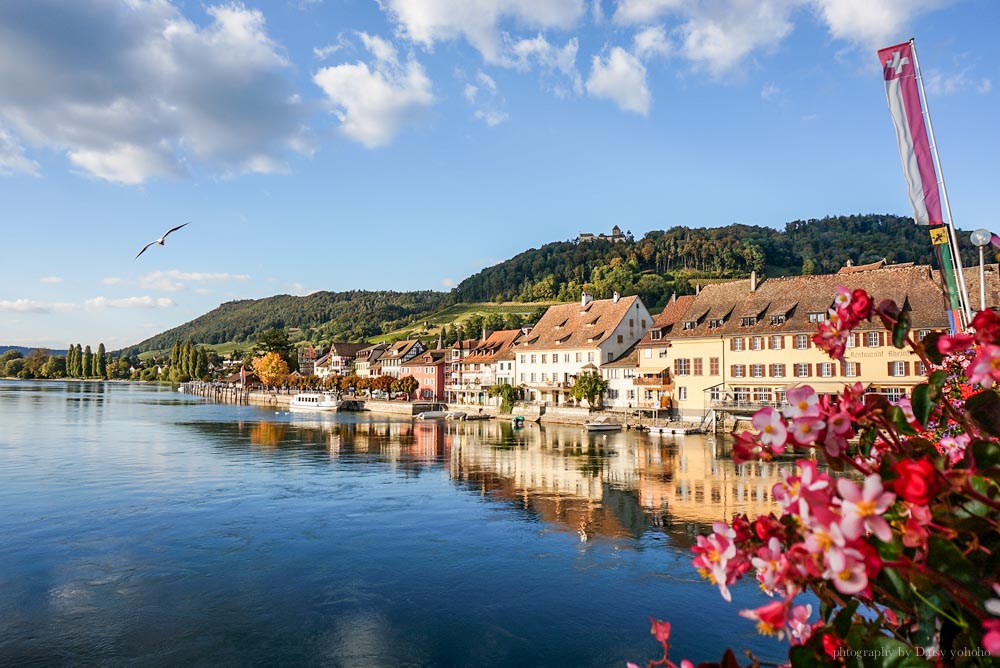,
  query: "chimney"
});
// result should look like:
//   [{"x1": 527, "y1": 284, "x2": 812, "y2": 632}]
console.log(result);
[
  {"x1": 695, "y1": 284, "x2": 700, "y2": 295},
  {"x1": 750, "y1": 270, "x2": 757, "y2": 292},
  {"x1": 581, "y1": 291, "x2": 593, "y2": 307},
  {"x1": 481, "y1": 325, "x2": 487, "y2": 342},
  {"x1": 612, "y1": 291, "x2": 620, "y2": 303},
  {"x1": 670, "y1": 292, "x2": 676, "y2": 303},
  {"x1": 845, "y1": 258, "x2": 854, "y2": 267}
]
